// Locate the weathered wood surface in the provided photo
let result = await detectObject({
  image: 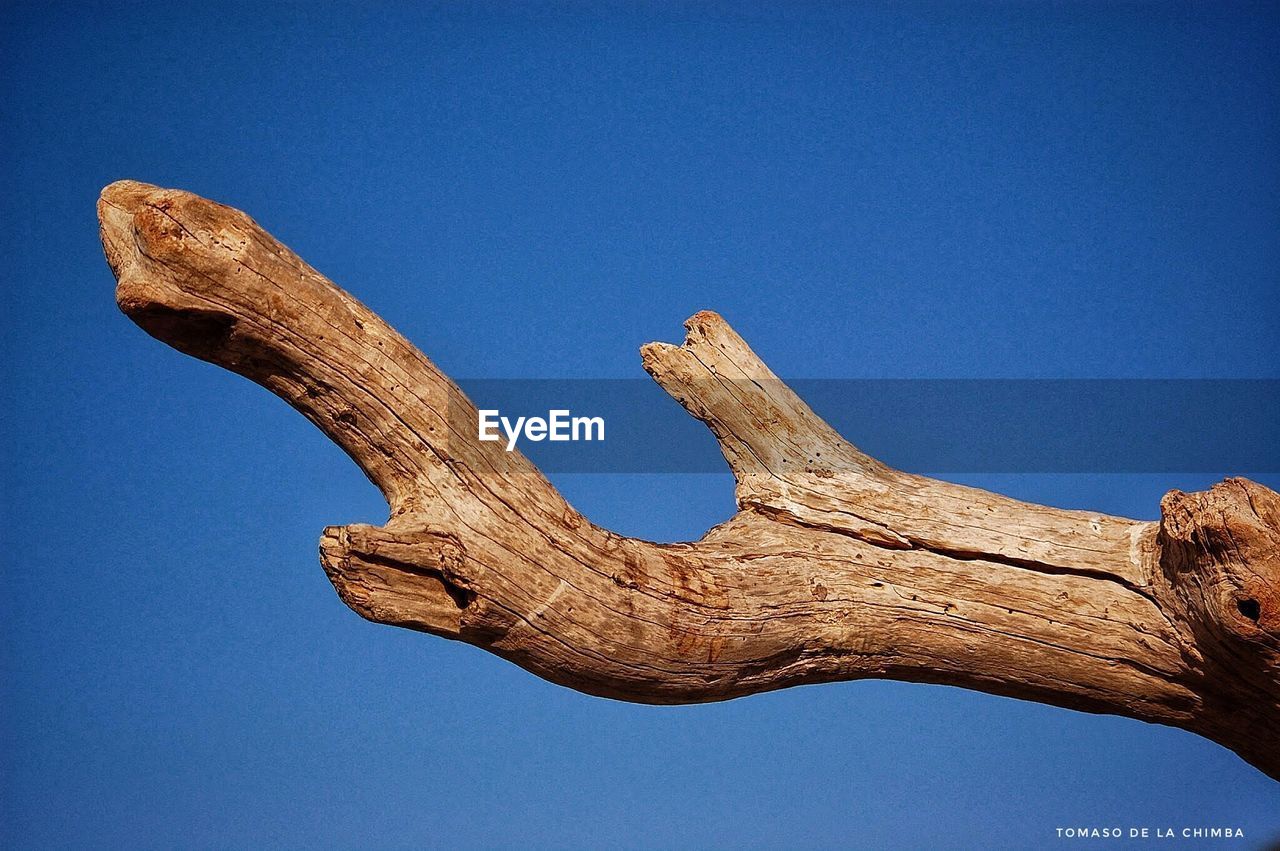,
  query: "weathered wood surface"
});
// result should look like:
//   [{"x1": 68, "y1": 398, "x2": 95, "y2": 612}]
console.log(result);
[{"x1": 98, "y1": 181, "x2": 1279, "y2": 779}]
